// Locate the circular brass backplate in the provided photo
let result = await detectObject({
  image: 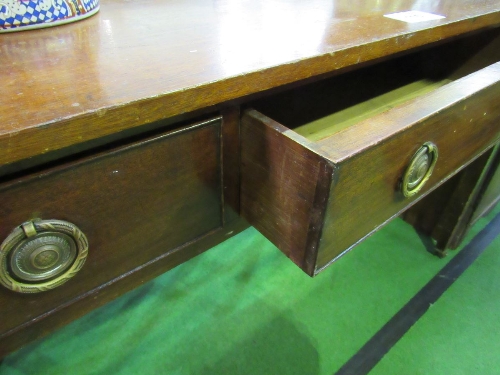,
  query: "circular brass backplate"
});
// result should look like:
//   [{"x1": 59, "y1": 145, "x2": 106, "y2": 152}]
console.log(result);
[
  {"x1": 401, "y1": 142, "x2": 438, "y2": 198},
  {"x1": 0, "y1": 219, "x2": 89, "y2": 293}
]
